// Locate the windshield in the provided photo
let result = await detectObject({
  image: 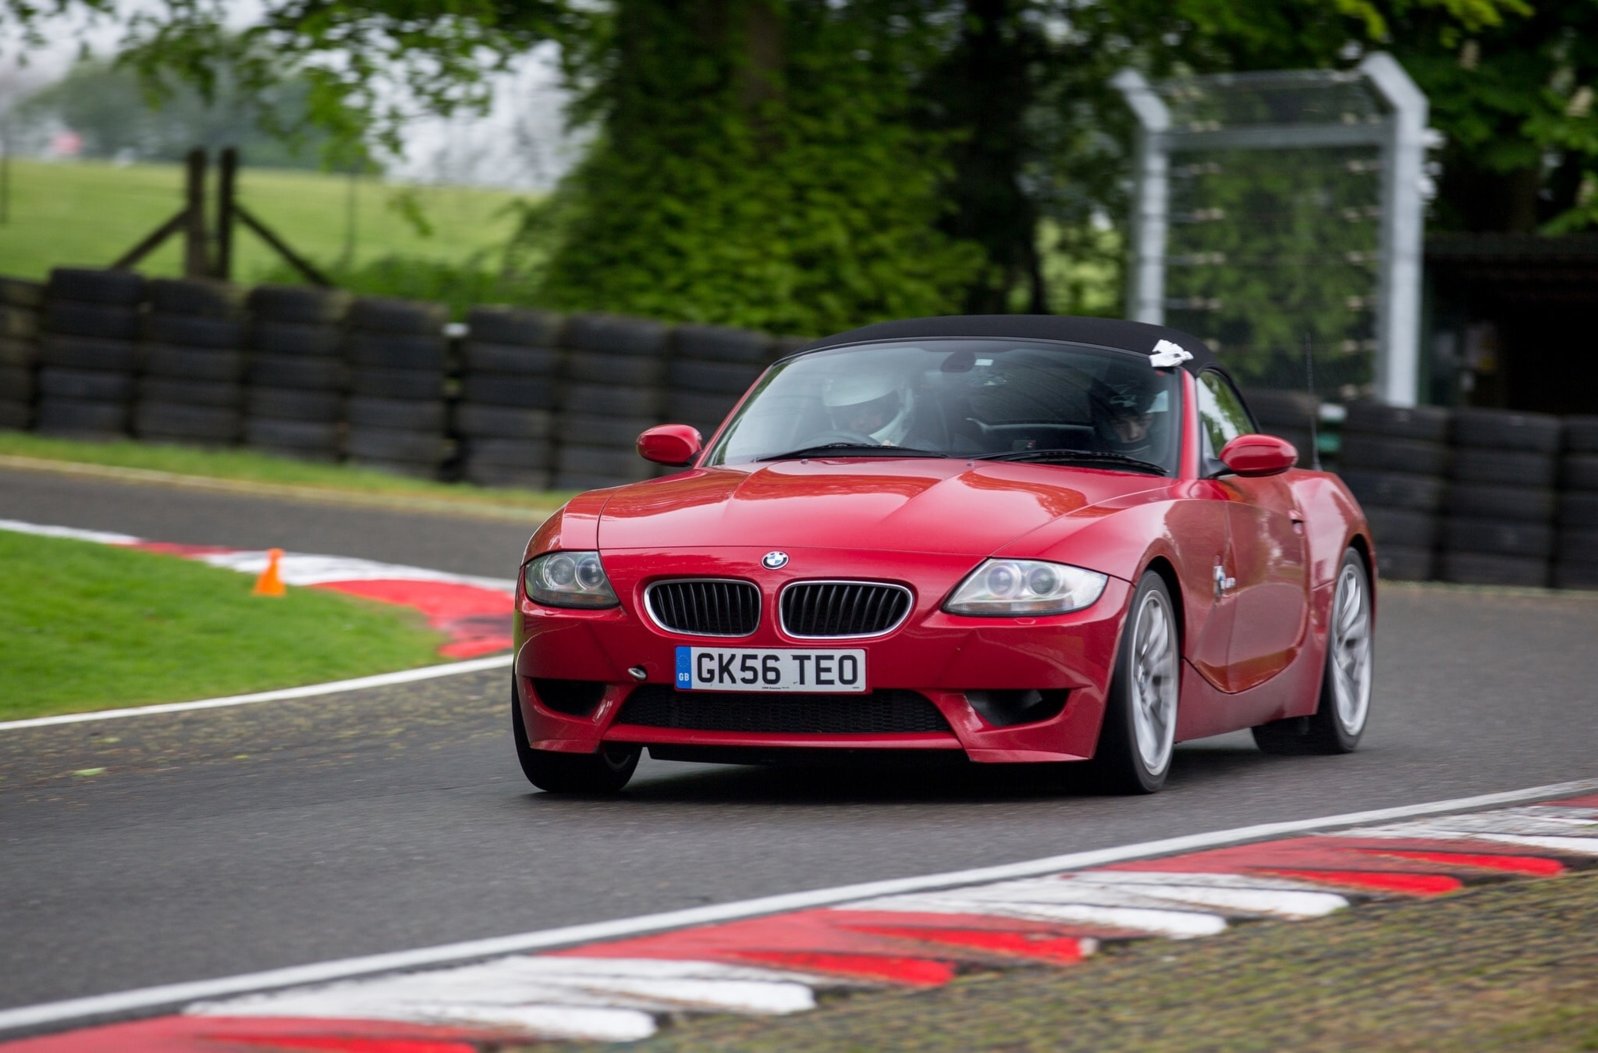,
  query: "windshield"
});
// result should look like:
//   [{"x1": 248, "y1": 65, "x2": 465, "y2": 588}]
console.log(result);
[{"x1": 705, "y1": 338, "x2": 1184, "y2": 475}]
